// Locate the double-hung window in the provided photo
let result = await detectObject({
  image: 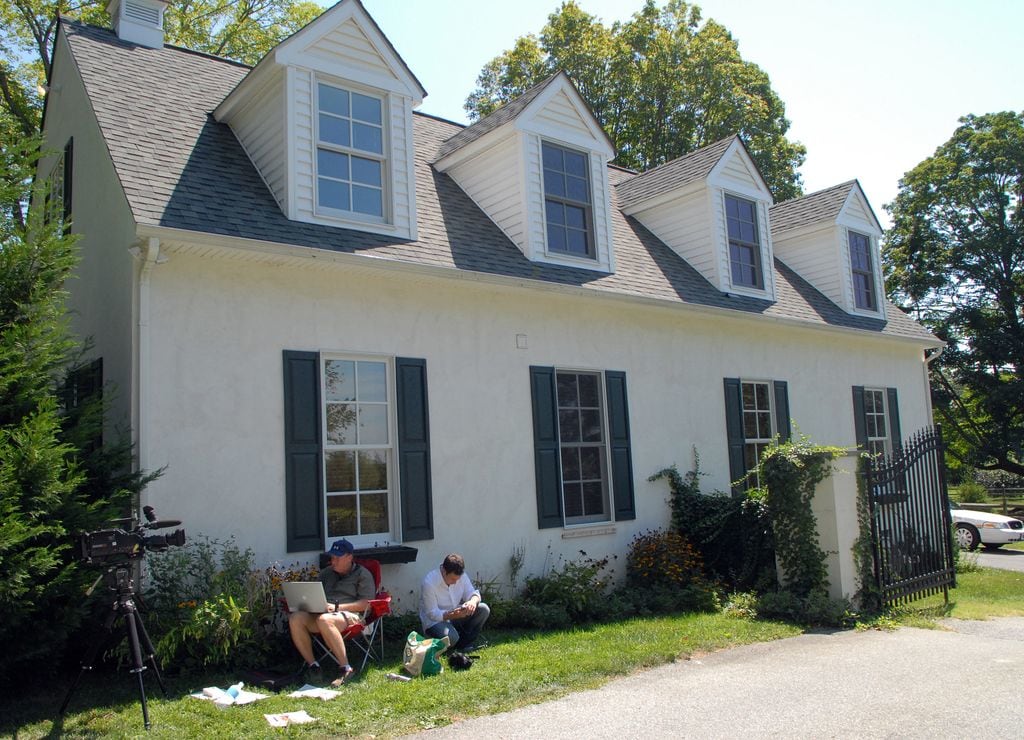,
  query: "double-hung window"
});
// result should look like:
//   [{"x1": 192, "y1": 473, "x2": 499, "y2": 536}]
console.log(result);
[
  {"x1": 322, "y1": 357, "x2": 391, "y2": 538},
  {"x1": 849, "y1": 231, "x2": 877, "y2": 311},
  {"x1": 861, "y1": 387, "x2": 890, "y2": 456},
  {"x1": 741, "y1": 381, "x2": 775, "y2": 485},
  {"x1": 556, "y1": 371, "x2": 610, "y2": 524},
  {"x1": 543, "y1": 141, "x2": 594, "y2": 258},
  {"x1": 723, "y1": 377, "x2": 790, "y2": 495},
  {"x1": 725, "y1": 194, "x2": 763, "y2": 289},
  {"x1": 316, "y1": 82, "x2": 386, "y2": 219}
]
